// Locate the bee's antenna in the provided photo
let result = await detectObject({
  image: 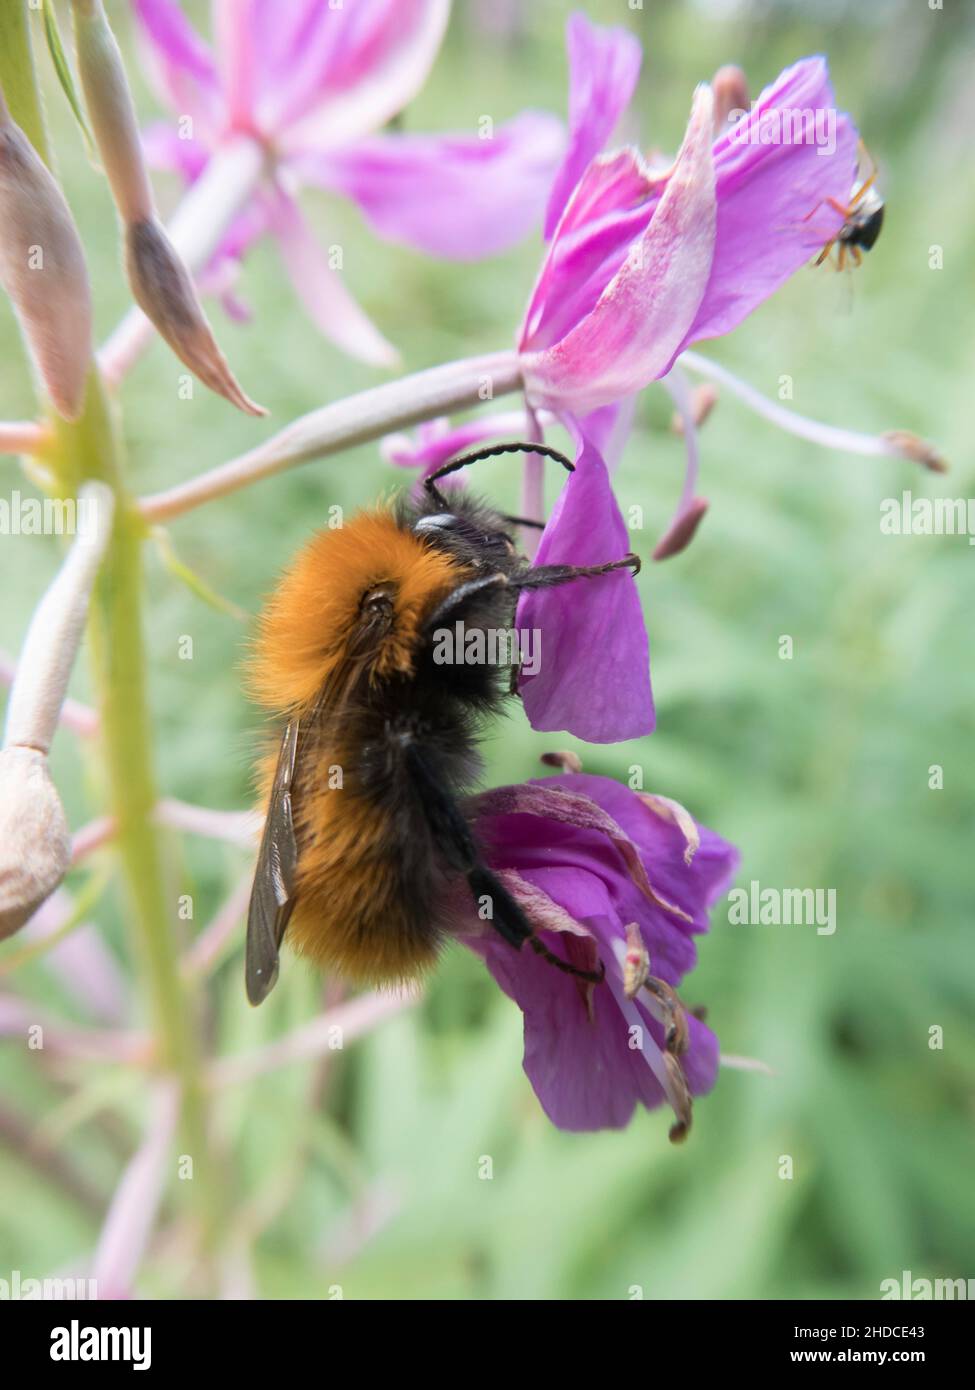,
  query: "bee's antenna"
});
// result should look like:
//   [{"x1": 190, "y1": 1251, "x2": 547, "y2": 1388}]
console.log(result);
[{"x1": 423, "y1": 440, "x2": 575, "y2": 505}]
